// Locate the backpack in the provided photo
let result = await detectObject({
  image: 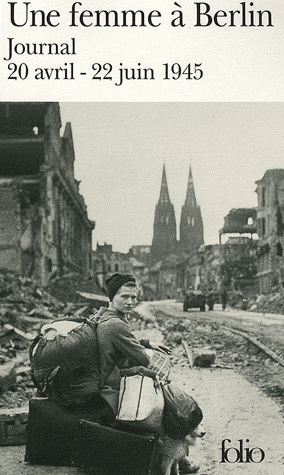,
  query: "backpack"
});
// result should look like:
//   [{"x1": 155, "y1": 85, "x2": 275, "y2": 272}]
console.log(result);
[{"x1": 29, "y1": 315, "x2": 101, "y2": 406}]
